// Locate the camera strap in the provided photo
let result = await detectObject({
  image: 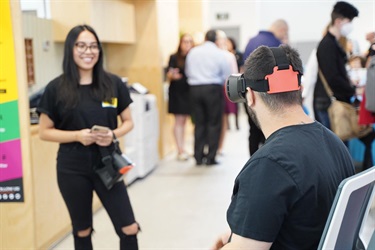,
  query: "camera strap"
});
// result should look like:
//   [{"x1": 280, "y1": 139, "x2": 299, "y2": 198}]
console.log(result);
[
  {"x1": 96, "y1": 146, "x2": 112, "y2": 171},
  {"x1": 96, "y1": 132, "x2": 117, "y2": 170}
]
